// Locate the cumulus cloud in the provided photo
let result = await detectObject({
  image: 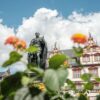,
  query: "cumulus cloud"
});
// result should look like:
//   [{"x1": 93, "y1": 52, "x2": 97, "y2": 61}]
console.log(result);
[
  {"x1": 0, "y1": 20, "x2": 26, "y2": 73},
  {"x1": 0, "y1": 20, "x2": 15, "y2": 65},
  {"x1": 1, "y1": 8, "x2": 100, "y2": 73},
  {"x1": 17, "y1": 8, "x2": 100, "y2": 50}
]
